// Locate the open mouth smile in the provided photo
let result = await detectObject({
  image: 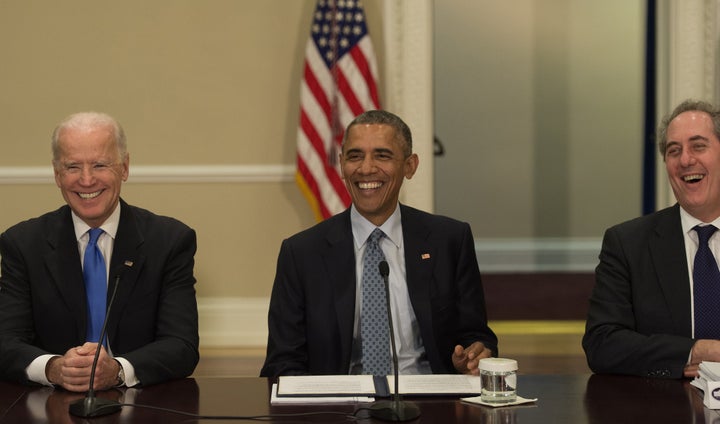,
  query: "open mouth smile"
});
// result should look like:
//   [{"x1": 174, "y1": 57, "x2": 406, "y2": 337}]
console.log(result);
[
  {"x1": 683, "y1": 174, "x2": 705, "y2": 184},
  {"x1": 78, "y1": 190, "x2": 102, "y2": 199},
  {"x1": 358, "y1": 182, "x2": 383, "y2": 190}
]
